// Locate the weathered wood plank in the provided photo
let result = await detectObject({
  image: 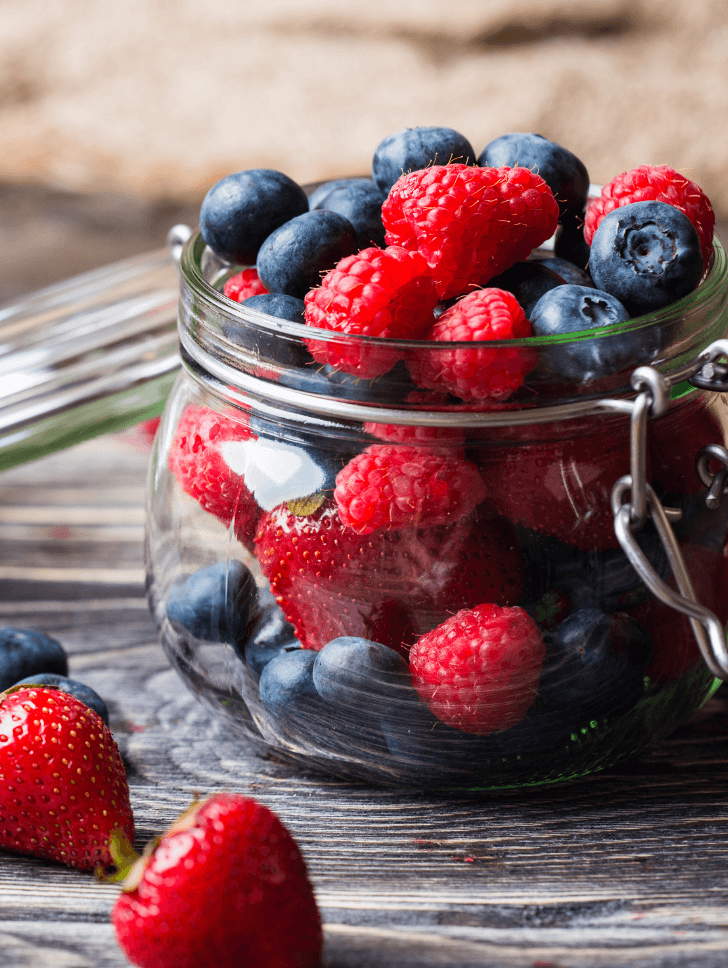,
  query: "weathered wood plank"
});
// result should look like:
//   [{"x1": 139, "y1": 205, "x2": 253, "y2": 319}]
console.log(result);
[{"x1": 2, "y1": 435, "x2": 728, "y2": 966}]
